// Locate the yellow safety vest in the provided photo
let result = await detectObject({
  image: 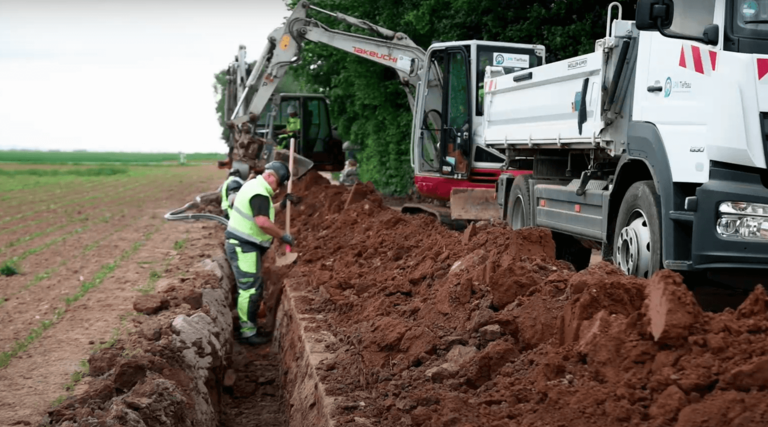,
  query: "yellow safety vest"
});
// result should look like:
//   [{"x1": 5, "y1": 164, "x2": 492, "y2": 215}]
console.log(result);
[
  {"x1": 220, "y1": 176, "x2": 243, "y2": 215},
  {"x1": 226, "y1": 175, "x2": 275, "y2": 248}
]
